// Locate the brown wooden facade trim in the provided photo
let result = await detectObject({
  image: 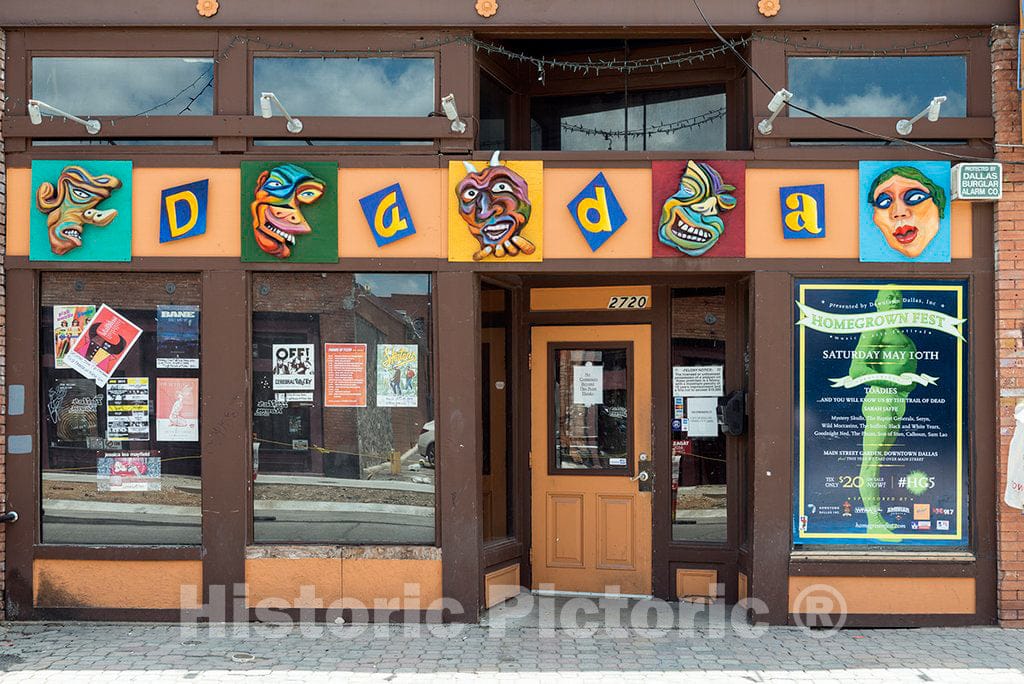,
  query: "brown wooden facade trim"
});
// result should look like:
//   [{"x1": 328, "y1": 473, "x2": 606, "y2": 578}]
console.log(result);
[
  {"x1": 436, "y1": 272, "x2": 483, "y2": 622},
  {"x1": 0, "y1": 1, "x2": 1015, "y2": 28}
]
